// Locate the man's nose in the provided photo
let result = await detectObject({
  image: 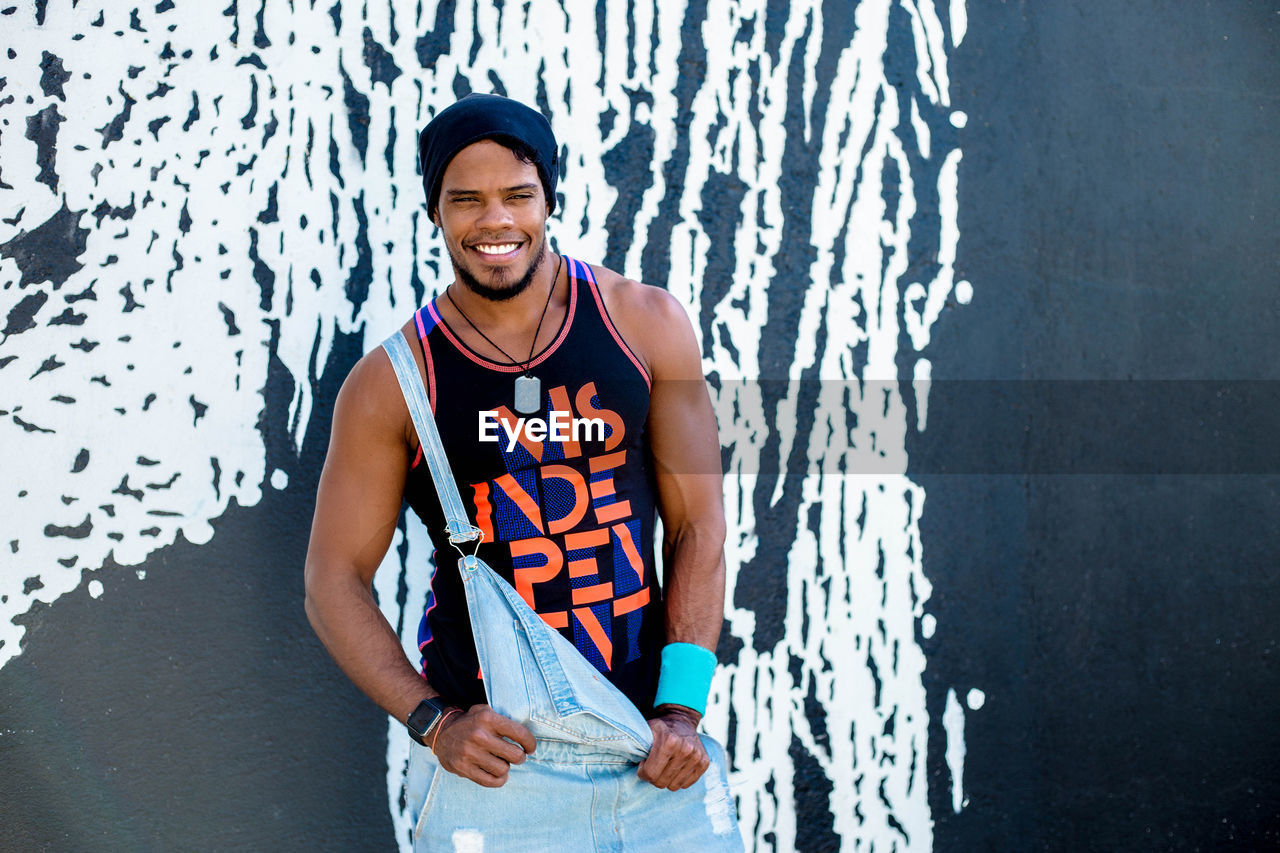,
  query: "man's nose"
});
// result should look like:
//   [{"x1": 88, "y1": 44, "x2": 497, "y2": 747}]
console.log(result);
[{"x1": 475, "y1": 197, "x2": 514, "y2": 230}]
